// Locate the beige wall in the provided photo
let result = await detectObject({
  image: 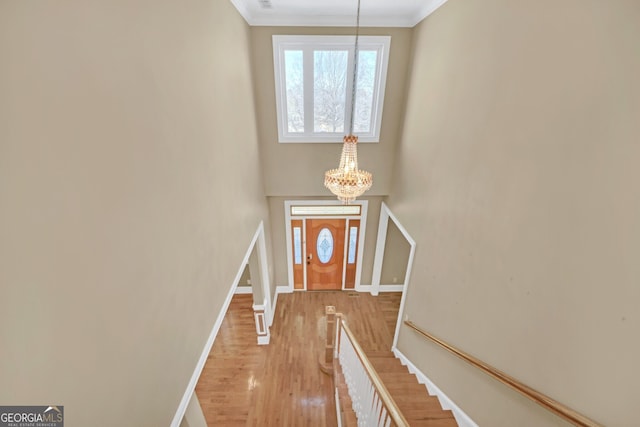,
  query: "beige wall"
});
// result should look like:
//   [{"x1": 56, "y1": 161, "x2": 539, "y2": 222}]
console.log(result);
[
  {"x1": 248, "y1": 246, "x2": 264, "y2": 304},
  {"x1": 267, "y1": 196, "x2": 383, "y2": 287},
  {"x1": 238, "y1": 263, "x2": 251, "y2": 288},
  {"x1": 0, "y1": 1, "x2": 269, "y2": 425},
  {"x1": 380, "y1": 220, "x2": 411, "y2": 285},
  {"x1": 179, "y1": 392, "x2": 207, "y2": 427},
  {"x1": 388, "y1": 1, "x2": 640, "y2": 426},
  {"x1": 250, "y1": 26, "x2": 412, "y2": 197}
]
